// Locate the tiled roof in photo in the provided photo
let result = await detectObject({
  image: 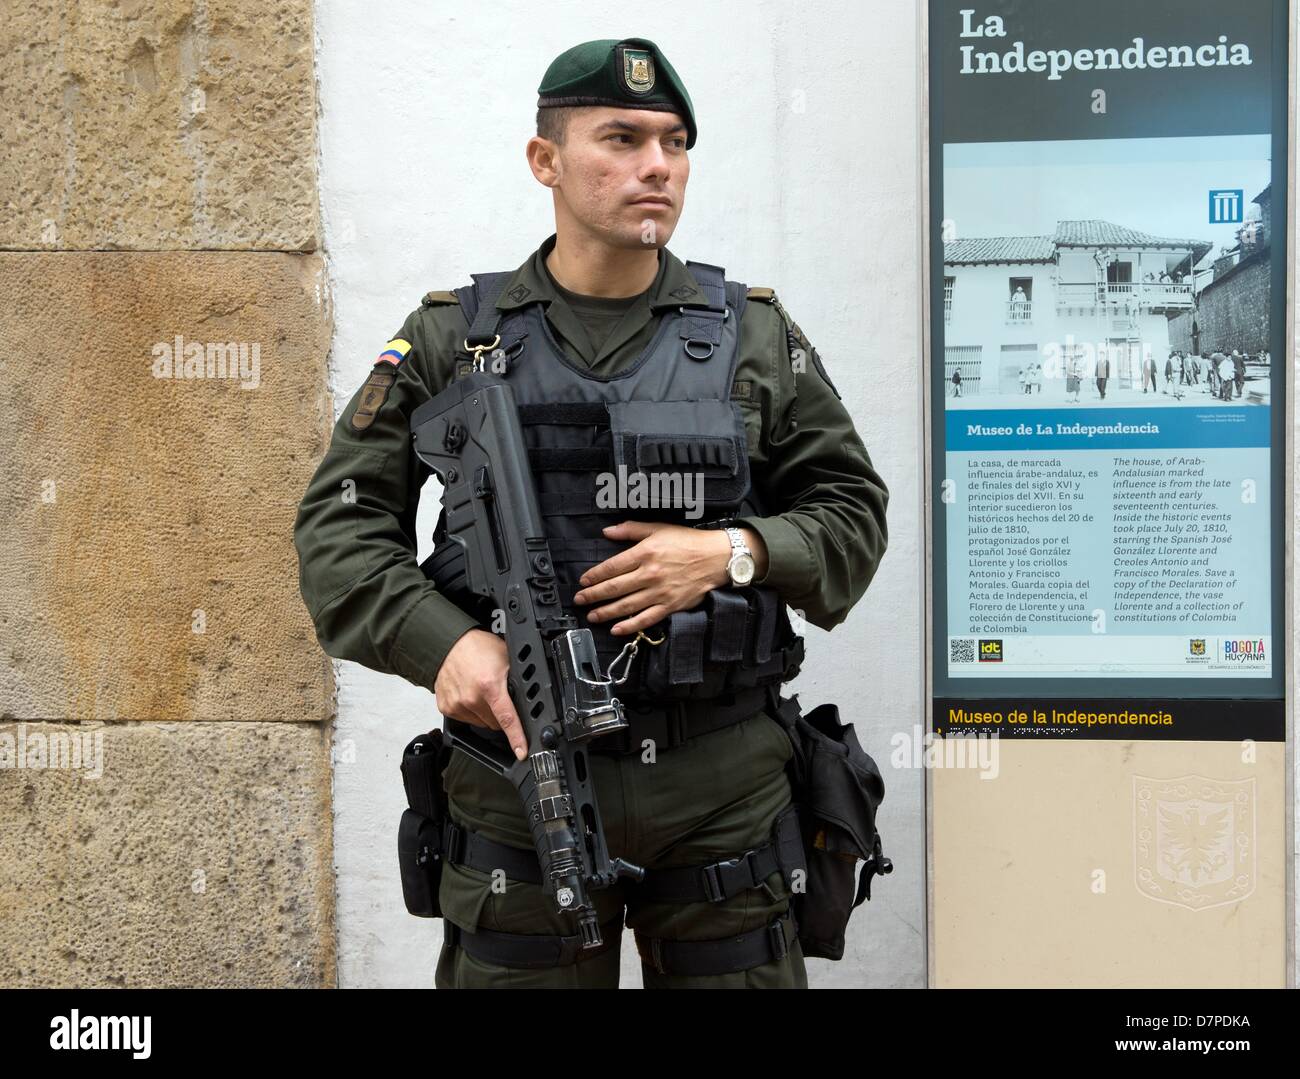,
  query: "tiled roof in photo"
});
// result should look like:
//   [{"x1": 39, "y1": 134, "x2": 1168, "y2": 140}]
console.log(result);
[
  {"x1": 1053, "y1": 219, "x2": 1208, "y2": 251},
  {"x1": 943, "y1": 235, "x2": 1056, "y2": 264},
  {"x1": 944, "y1": 219, "x2": 1214, "y2": 265}
]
